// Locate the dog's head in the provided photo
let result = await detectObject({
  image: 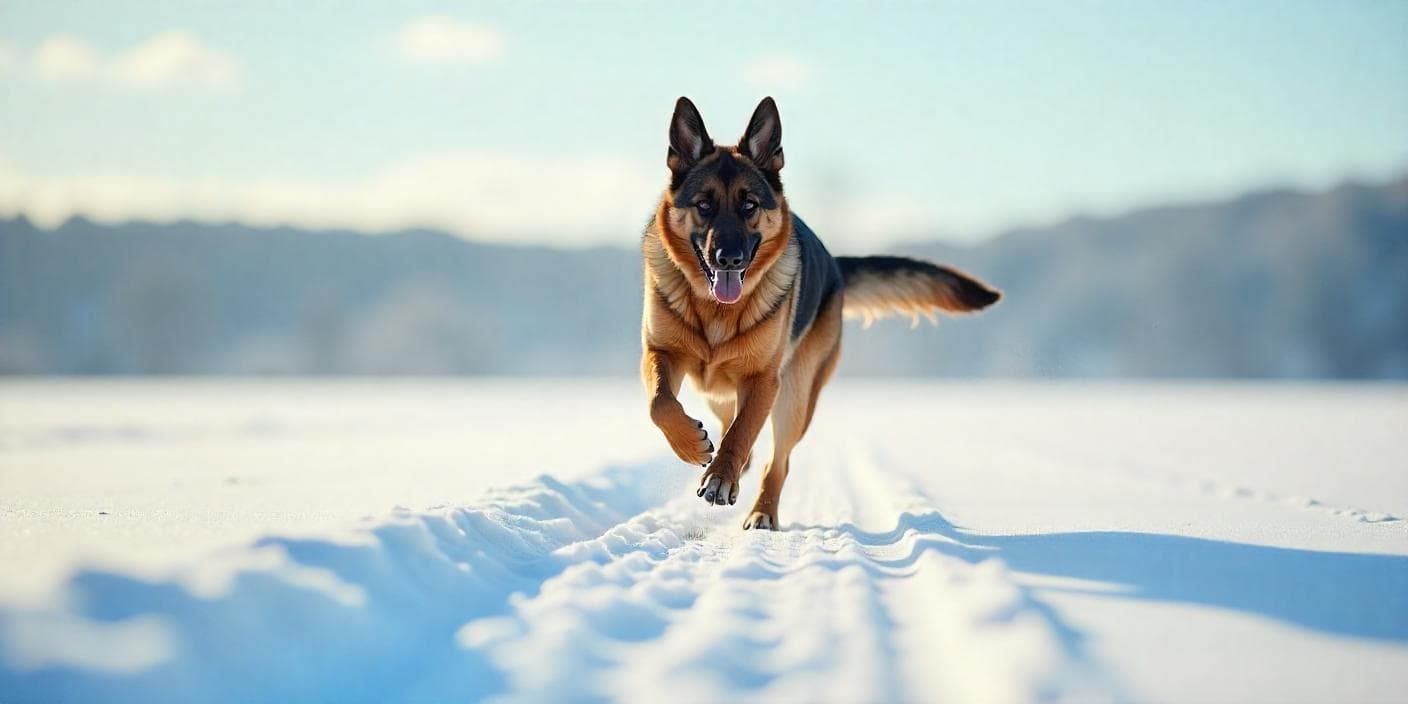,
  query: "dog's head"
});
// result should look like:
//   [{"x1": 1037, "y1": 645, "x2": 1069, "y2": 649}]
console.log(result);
[{"x1": 657, "y1": 97, "x2": 790, "y2": 305}]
